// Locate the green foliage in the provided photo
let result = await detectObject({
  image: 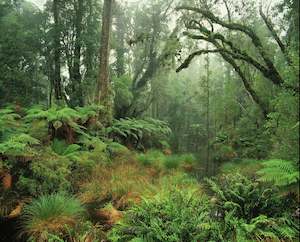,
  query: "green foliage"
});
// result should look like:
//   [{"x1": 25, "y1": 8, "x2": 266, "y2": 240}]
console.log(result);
[
  {"x1": 206, "y1": 173, "x2": 283, "y2": 220},
  {"x1": 163, "y1": 155, "x2": 182, "y2": 169},
  {"x1": 137, "y1": 151, "x2": 198, "y2": 171},
  {"x1": 0, "y1": 107, "x2": 21, "y2": 140},
  {"x1": 223, "y1": 212, "x2": 299, "y2": 242},
  {"x1": 257, "y1": 159, "x2": 299, "y2": 187},
  {"x1": 64, "y1": 221, "x2": 105, "y2": 242},
  {"x1": 75, "y1": 105, "x2": 103, "y2": 124},
  {"x1": 0, "y1": 133, "x2": 39, "y2": 158},
  {"x1": 107, "y1": 118, "x2": 171, "y2": 149},
  {"x1": 137, "y1": 150, "x2": 165, "y2": 167},
  {"x1": 0, "y1": 2, "x2": 46, "y2": 106},
  {"x1": 22, "y1": 193, "x2": 85, "y2": 240},
  {"x1": 35, "y1": 221, "x2": 105, "y2": 242},
  {"x1": 17, "y1": 147, "x2": 72, "y2": 196},
  {"x1": 114, "y1": 75, "x2": 133, "y2": 117},
  {"x1": 109, "y1": 188, "x2": 216, "y2": 242},
  {"x1": 266, "y1": 90, "x2": 299, "y2": 161},
  {"x1": 25, "y1": 106, "x2": 85, "y2": 134},
  {"x1": 219, "y1": 159, "x2": 263, "y2": 177},
  {"x1": 107, "y1": 141, "x2": 130, "y2": 158},
  {"x1": 206, "y1": 173, "x2": 299, "y2": 241},
  {"x1": 51, "y1": 139, "x2": 81, "y2": 157}
]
